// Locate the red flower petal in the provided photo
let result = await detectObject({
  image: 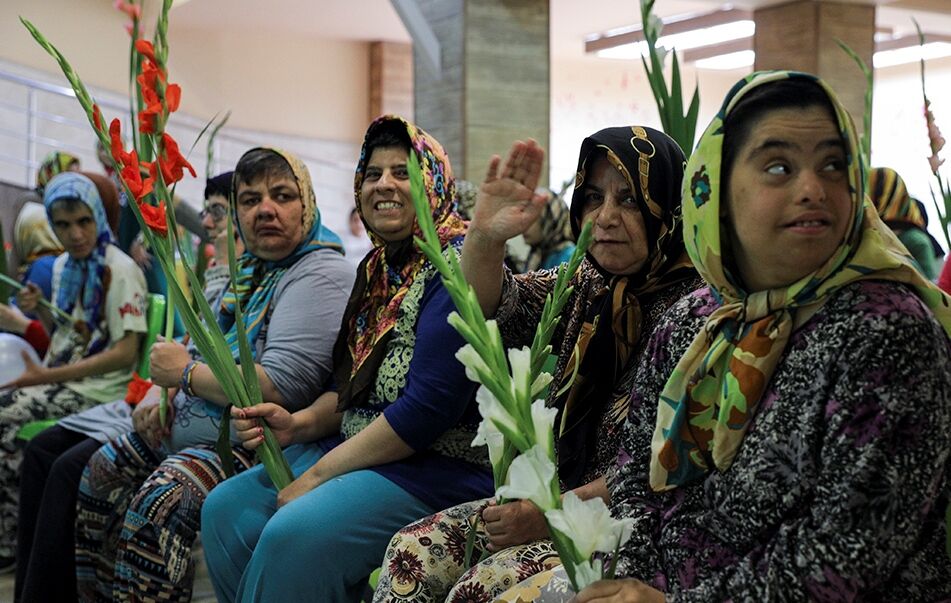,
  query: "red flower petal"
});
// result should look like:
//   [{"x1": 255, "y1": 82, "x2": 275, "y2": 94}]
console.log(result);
[
  {"x1": 138, "y1": 200, "x2": 169, "y2": 237},
  {"x1": 135, "y1": 39, "x2": 157, "y2": 64},
  {"x1": 124, "y1": 371, "x2": 152, "y2": 404},
  {"x1": 165, "y1": 84, "x2": 181, "y2": 113},
  {"x1": 92, "y1": 104, "x2": 104, "y2": 133}
]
